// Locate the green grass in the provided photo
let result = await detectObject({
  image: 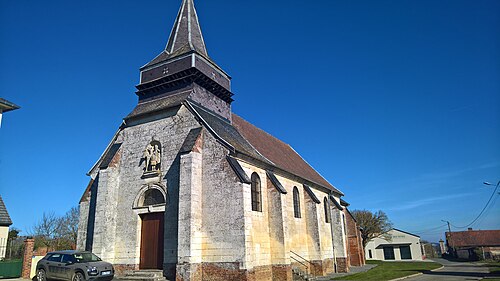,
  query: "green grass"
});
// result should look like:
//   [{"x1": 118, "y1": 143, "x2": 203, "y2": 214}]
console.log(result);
[
  {"x1": 486, "y1": 261, "x2": 500, "y2": 281},
  {"x1": 332, "y1": 260, "x2": 441, "y2": 281}
]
